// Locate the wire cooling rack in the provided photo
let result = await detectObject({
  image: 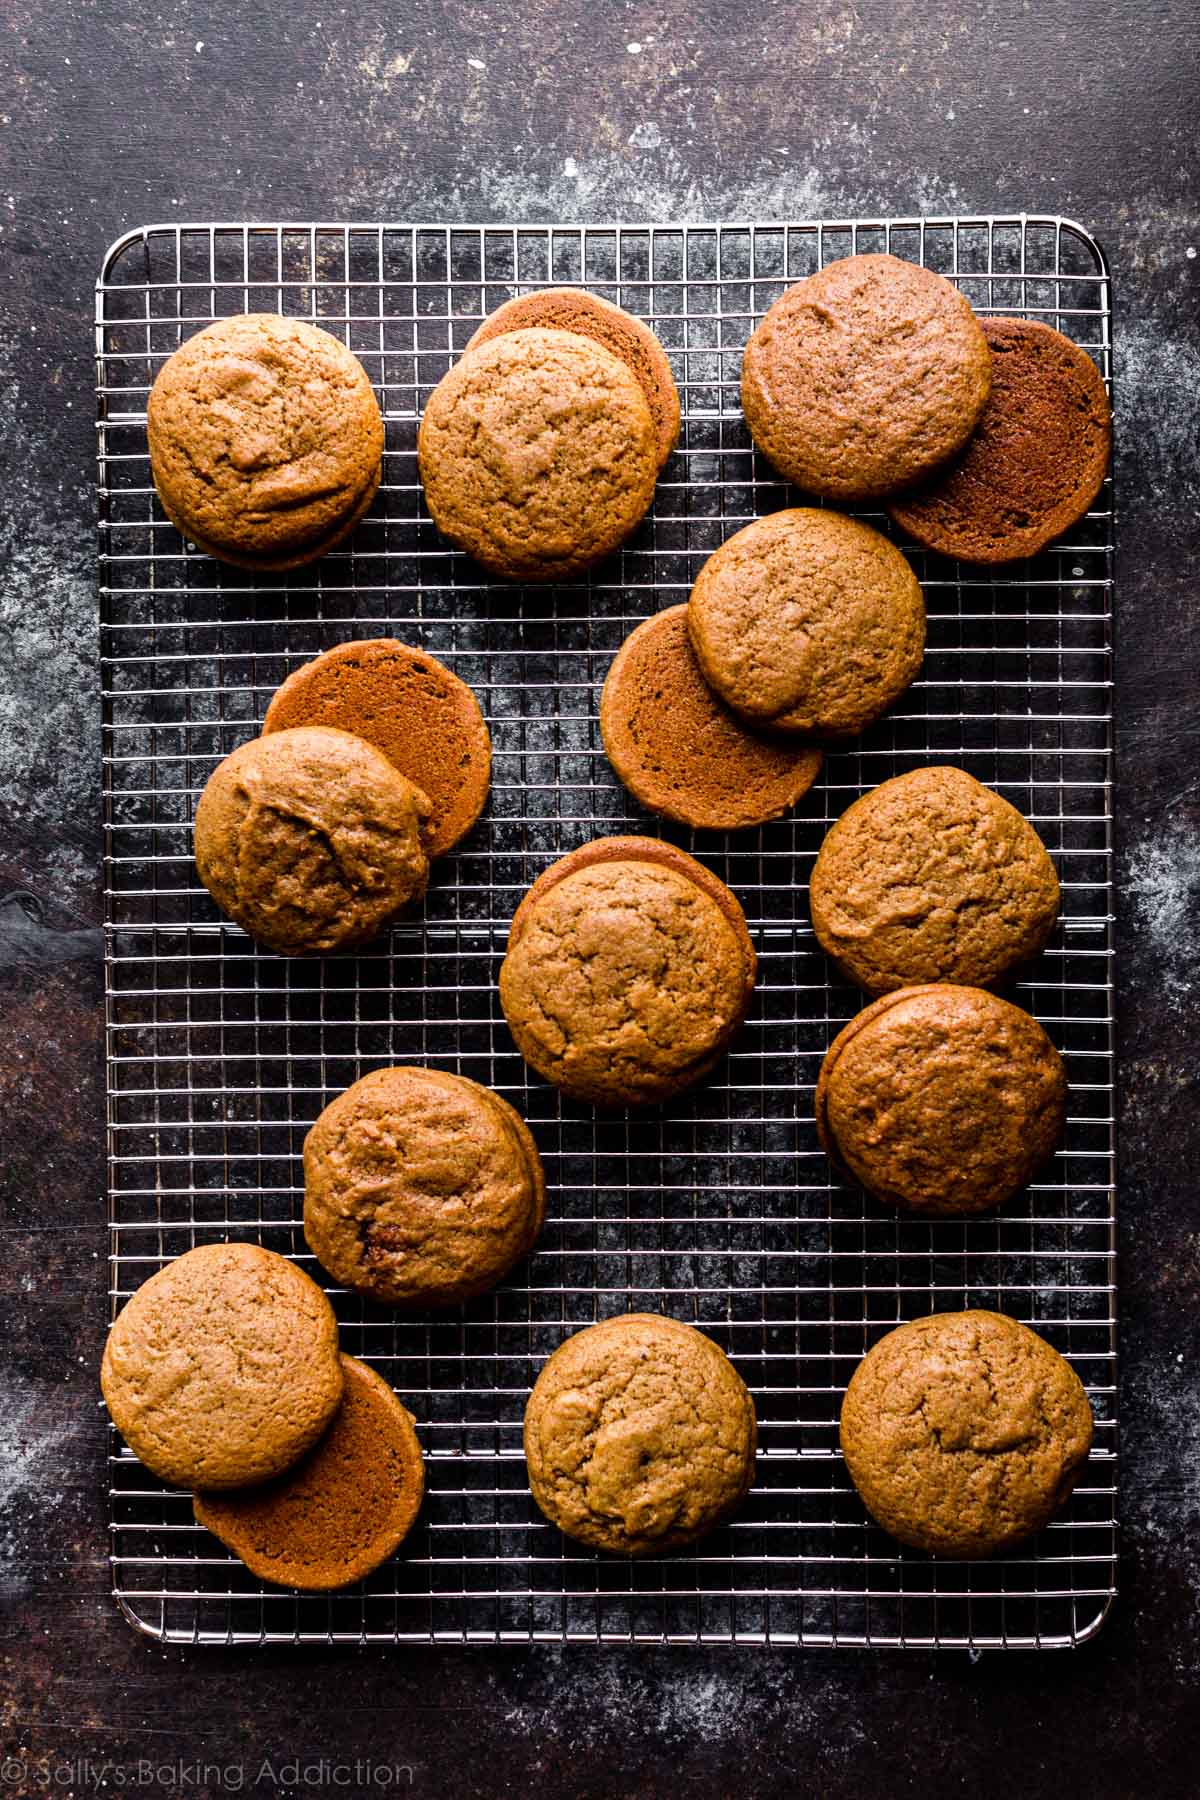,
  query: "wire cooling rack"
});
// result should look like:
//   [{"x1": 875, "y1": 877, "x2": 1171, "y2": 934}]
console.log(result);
[{"x1": 96, "y1": 216, "x2": 1116, "y2": 1649}]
